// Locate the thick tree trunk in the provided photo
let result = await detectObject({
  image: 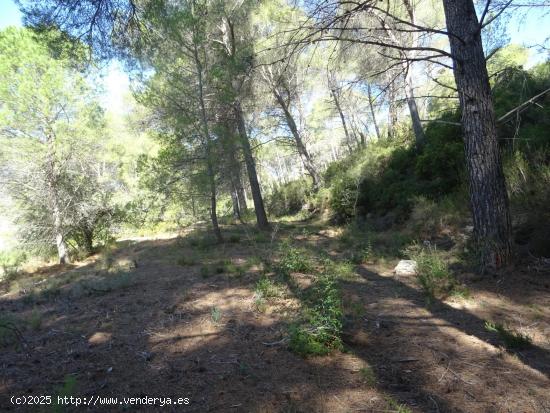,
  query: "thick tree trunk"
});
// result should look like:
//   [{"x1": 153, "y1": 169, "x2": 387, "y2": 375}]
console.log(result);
[
  {"x1": 367, "y1": 83, "x2": 381, "y2": 141},
  {"x1": 273, "y1": 89, "x2": 321, "y2": 189},
  {"x1": 235, "y1": 102, "x2": 270, "y2": 230},
  {"x1": 442, "y1": 0, "x2": 512, "y2": 268}
]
